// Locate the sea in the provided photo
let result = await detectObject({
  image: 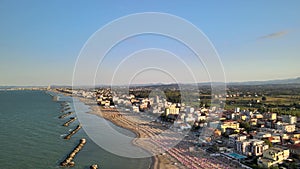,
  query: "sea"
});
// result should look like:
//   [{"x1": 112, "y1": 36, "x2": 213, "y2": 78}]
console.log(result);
[{"x1": 0, "y1": 90, "x2": 150, "y2": 169}]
